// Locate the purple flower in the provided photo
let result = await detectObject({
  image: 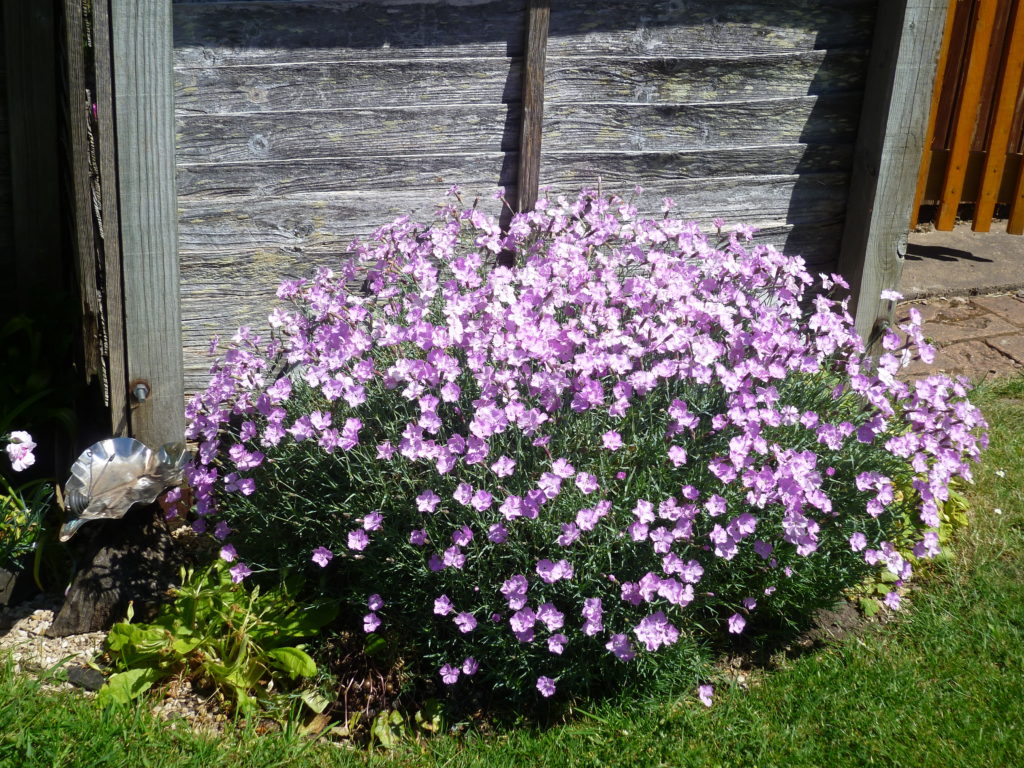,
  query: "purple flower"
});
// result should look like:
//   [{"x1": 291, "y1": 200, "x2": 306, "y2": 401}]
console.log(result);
[
  {"x1": 575, "y1": 472, "x2": 599, "y2": 494},
  {"x1": 453, "y1": 483, "x2": 474, "y2": 506},
  {"x1": 698, "y1": 684, "x2": 713, "y2": 707},
  {"x1": 229, "y1": 562, "x2": 252, "y2": 583},
  {"x1": 452, "y1": 525, "x2": 474, "y2": 546},
  {"x1": 883, "y1": 591, "x2": 902, "y2": 610},
  {"x1": 501, "y1": 575, "x2": 529, "y2": 609},
  {"x1": 667, "y1": 445, "x2": 688, "y2": 467},
  {"x1": 416, "y1": 490, "x2": 441, "y2": 513},
  {"x1": 213, "y1": 521, "x2": 231, "y2": 541},
  {"x1": 461, "y1": 657, "x2": 479, "y2": 676},
  {"x1": 440, "y1": 664, "x2": 460, "y2": 685},
  {"x1": 491, "y1": 455, "x2": 516, "y2": 477},
  {"x1": 471, "y1": 489, "x2": 494, "y2": 511},
  {"x1": 368, "y1": 594, "x2": 384, "y2": 611},
  {"x1": 434, "y1": 595, "x2": 454, "y2": 616},
  {"x1": 347, "y1": 529, "x2": 369, "y2": 551},
  {"x1": 536, "y1": 558, "x2": 573, "y2": 584},
  {"x1": 311, "y1": 546, "x2": 333, "y2": 568},
  {"x1": 552, "y1": 457, "x2": 576, "y2": 478},
  {"x1": 537, "y1": 603, "x2": 565, "y2": 631},
  {"x1": 605, "y1": 633, "x2": 635, "y2": 661},
  {"x1": 363, "y1": 612, "x2": 381, "y2": 633},
  {"x1": 536, "y1": 676, "x2": 556, "y2": 697},
  {"x1": 727, "y1": 613, "x2": 746, "y2": 634},
  {"x1": 488, "y1": 523, "x2": 509, "y2": 543},
  {"x1": 602, "y1": 431, "x2": 623, "y2": 451},
  {"x1": 442, "y1": 546, "x2": 466, "y2": 569},
  {"x1": 849, "y1": 532, "x2": 867, "y2": 552},
  {"x1": 219, "y1": 544, "x2": 238, "y2": 563},
  {"x1": 362, "y1": 511, "x2": 383, "y2": 531},
  {"x1": 557, "y1": 522, "x2": 581, "y2": 546},
  {"x1": 454, "y1": 612, "x2": 477, "y2": 633},
  {"x1": 547, "y1": 634, "x2": 568, "y2": 654},
  {"x1": 634, "y1": 611, "x2": 680, "y2": 651},
  {"x1": 409, "y1": 528, "x2": 428, "y2": 546}
]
